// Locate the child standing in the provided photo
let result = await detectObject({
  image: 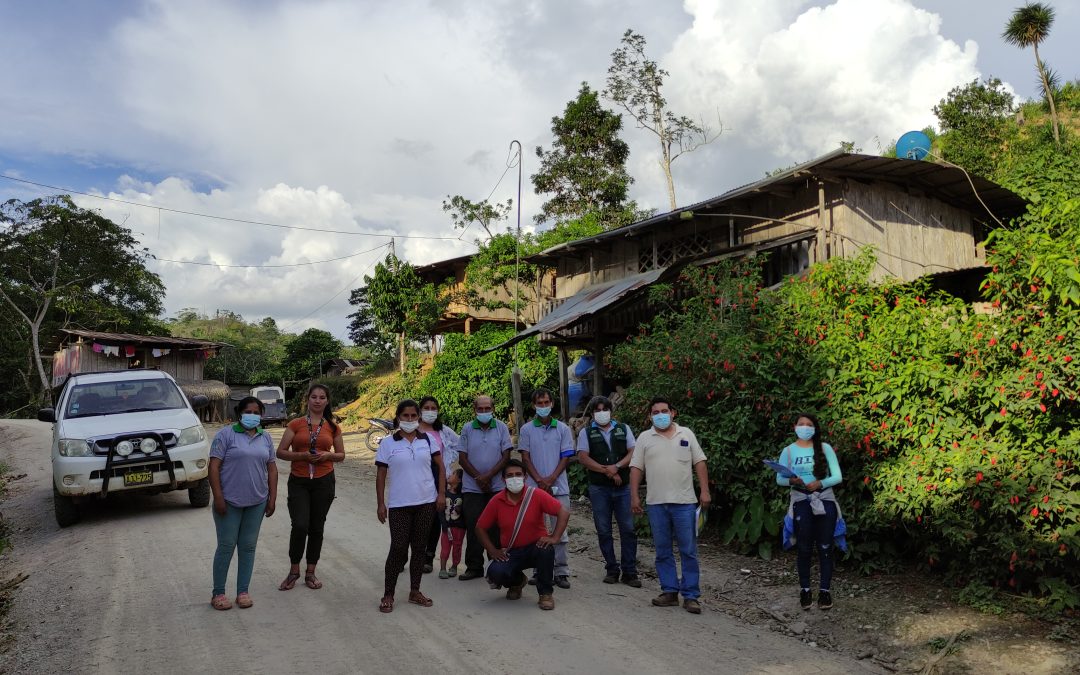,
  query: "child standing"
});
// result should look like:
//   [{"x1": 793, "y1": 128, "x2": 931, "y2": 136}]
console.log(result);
[{"x1": 439, "y1": 469, "x2": 466, "y2": 578}]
